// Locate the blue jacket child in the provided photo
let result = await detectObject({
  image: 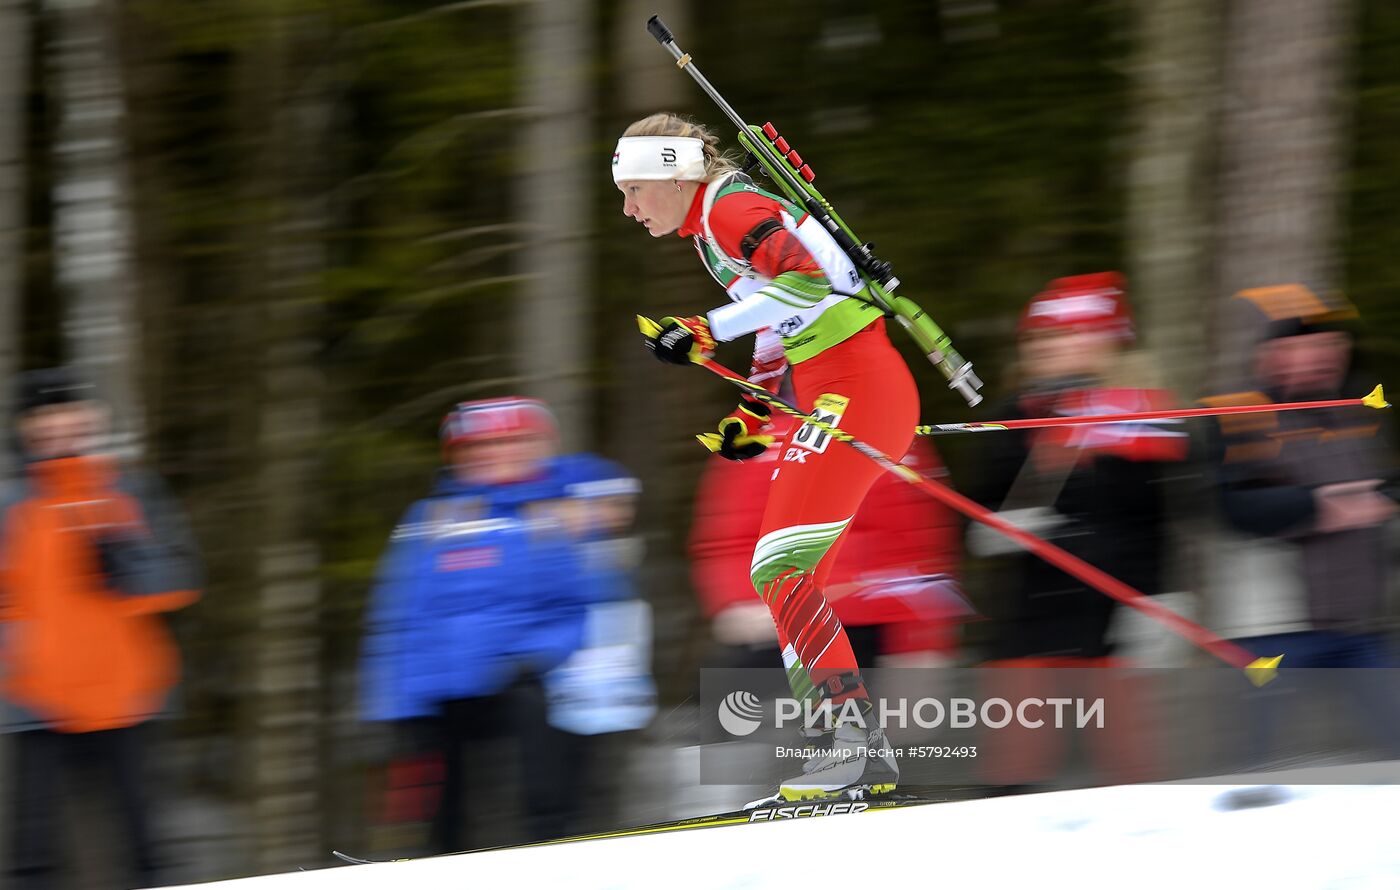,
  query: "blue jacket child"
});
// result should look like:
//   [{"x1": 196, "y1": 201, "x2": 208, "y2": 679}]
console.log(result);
[{"x1": 542, "y1": 454, "x2": 657, "y2": 735}]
